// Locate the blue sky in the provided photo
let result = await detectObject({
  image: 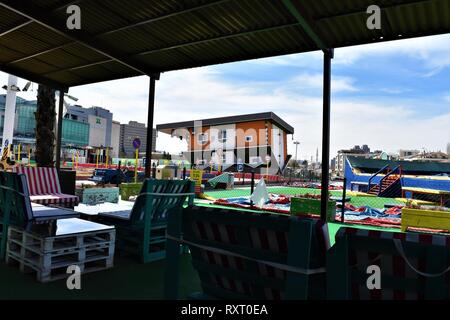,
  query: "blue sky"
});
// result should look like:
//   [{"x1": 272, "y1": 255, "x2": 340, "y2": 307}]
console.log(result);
[{"x1": 1, "y1": 33, "x2": 449, "y2": 161}]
